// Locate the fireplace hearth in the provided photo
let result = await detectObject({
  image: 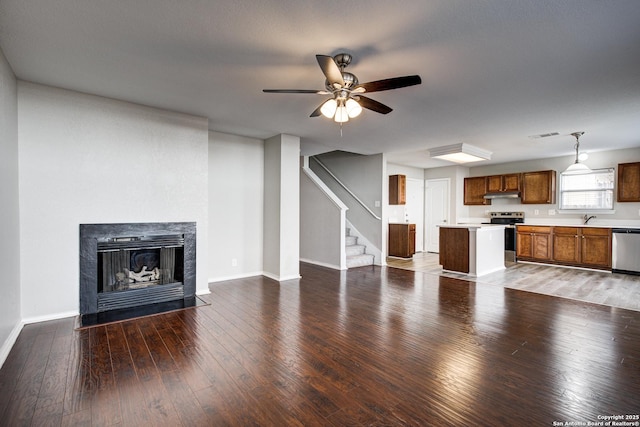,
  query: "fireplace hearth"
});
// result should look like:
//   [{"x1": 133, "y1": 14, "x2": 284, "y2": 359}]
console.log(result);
[{"x1": 80, "y1": 222, "x2": 196, "y2": 322}]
